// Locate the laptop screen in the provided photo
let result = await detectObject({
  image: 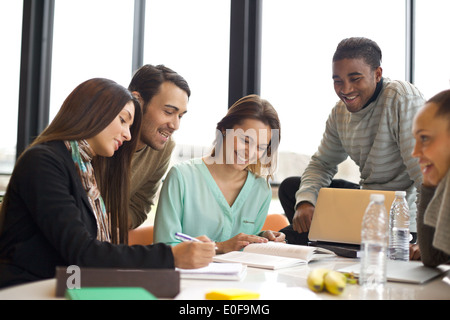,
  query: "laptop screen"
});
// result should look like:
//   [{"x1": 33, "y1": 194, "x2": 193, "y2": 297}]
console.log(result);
[{"x1": 308, "y1": 188, "x2": 396, "y2": 245}]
